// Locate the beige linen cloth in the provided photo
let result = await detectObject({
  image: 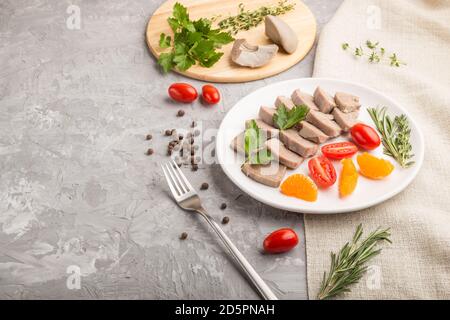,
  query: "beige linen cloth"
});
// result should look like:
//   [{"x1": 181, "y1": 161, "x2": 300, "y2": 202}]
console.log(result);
[{"x1": 305, "y1": 0, "x2": 450, "y2": 299}]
